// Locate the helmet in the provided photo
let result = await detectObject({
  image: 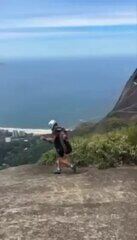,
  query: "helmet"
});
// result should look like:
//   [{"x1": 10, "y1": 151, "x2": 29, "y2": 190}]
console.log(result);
[{"x1": 48, "y1": 120, "x2": 57, "y2": 130}]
